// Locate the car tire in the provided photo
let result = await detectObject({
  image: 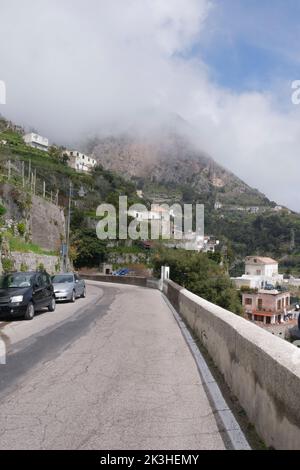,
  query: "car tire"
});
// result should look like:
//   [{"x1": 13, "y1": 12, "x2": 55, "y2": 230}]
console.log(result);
[
  {"x1": 24, "y1": 302, "x2": 35, "y2": 321},
  {"x1": 48, "y1": 297, "x2": 56, "y2": 312},
  {"x1": 81, "y1": 287, "x2": 86, "y2": 298},
  {"x1": 71, "y1": 290, "x2": 76, "y2": 303}
]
